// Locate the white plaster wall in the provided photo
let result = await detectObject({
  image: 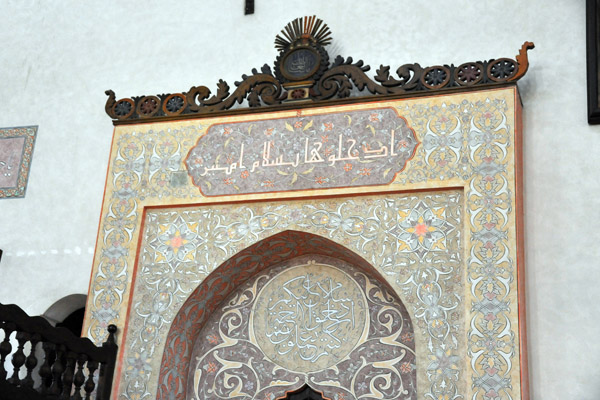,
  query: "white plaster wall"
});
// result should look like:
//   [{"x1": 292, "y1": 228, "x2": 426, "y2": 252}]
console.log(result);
[{"x1": 0, "y1": 0, "x2": 597, "y2": 398}]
